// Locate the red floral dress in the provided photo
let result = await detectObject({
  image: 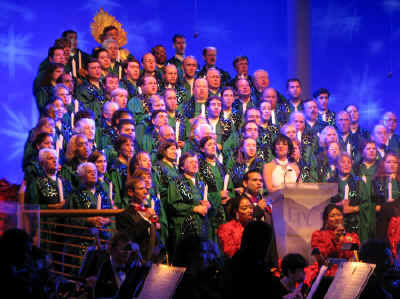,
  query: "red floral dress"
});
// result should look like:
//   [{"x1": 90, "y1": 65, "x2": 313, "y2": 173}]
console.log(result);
[
  {"x1": 217, "y1": 219, "x2": 244, "y2": 258},
  {"x1": 387, "y1": 216, "x2": 400, "y2": 258}
]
